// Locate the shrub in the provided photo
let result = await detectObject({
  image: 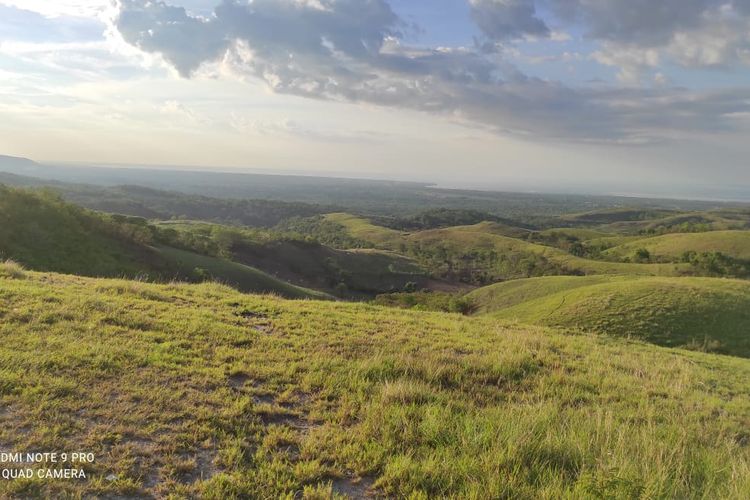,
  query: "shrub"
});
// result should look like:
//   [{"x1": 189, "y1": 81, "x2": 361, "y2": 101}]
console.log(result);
[{"x1": 0, "y1": 260, "x2": 26, "y2": 279}]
